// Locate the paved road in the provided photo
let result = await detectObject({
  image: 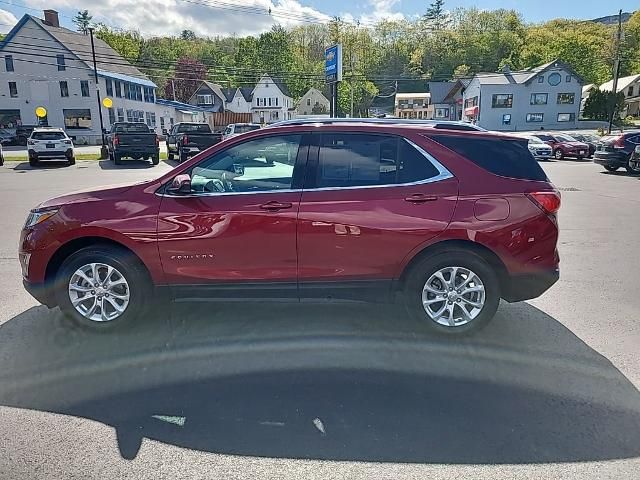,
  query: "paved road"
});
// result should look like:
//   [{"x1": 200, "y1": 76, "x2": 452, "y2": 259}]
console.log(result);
[
  {"x1": 0, "y1": 158, "x2": 639, "y2": 479},
  {"x1": 2, "y1": 143, "x2": 169, "y2": 158}
]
